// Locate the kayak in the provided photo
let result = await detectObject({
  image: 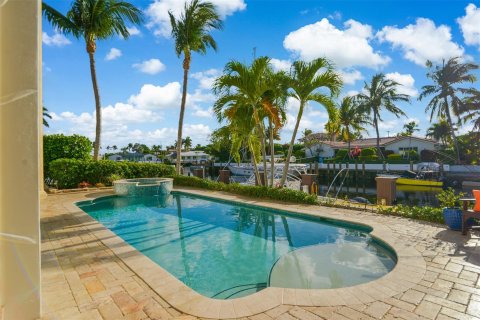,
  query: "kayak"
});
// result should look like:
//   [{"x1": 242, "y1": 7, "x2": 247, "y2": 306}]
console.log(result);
[{"x1": 396, "y1": 178, "x2": 443, "y2": 187}]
